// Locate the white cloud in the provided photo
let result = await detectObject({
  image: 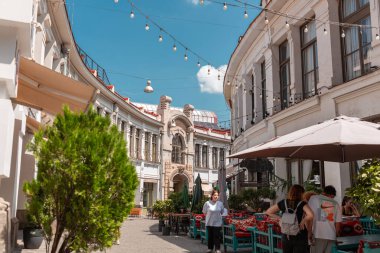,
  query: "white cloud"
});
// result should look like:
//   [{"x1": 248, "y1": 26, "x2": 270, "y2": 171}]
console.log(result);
[{"x1": 196, "y1": 64, "x2": 227, "y2": 94}]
